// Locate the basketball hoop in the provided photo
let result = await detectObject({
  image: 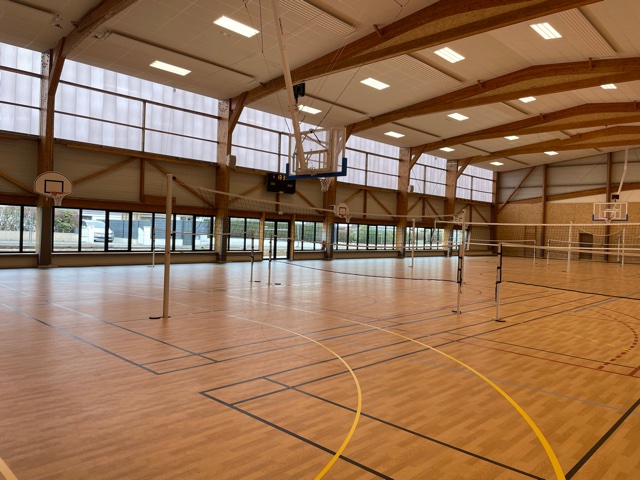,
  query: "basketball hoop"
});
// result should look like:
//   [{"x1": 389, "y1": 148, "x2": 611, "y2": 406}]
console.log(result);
[
  {"x1": 49, "y1": 192, "x2": 67, "y2": 206},
  {"x1": 603, "y1": 210, "x2": 615, "y2": 225},
  {"x1": 334, "y1": 202, "x2": 351, "y2": 223},
  {"x1": 319, "y1": 177, "x2": 332, "y2": 192}
]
